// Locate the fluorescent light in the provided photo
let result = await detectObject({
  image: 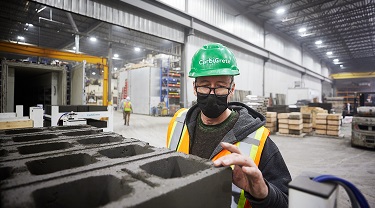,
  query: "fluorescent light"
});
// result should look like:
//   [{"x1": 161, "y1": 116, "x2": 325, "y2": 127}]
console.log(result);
[
  {"x1": 26, "y1": 23, "x2": 33, "y2": 27},
  {"x1": 37, "y1": 6, "x2": 46, "y2": 13},
  {"x1": 114, "y1": 67, "x2": 118, "y2": 71},
  {"x1": 326, "y1": 51, "x2": 333, "y2": 55},
  {"x1": 340, "y1": 65, "x2": 343, "y2": 68},
  {"x1": 315, "y1": 40, "x2": 322, "y2": 45},
  {"x1": 113, "y1": 54, "x2": 119, "y2": 58},
  {"x1": 134, "y1": 47, "x2": 141, "y2": 52},
  {"x1": 89, "y1": 37, "x2": 97, "y2": 42},
  {"x1": 17, "y1": 36, "x2": 25, "y2": 40},
  {"x1": 73, "y1": 47, "x2": 76, "y2": 50},
  {"x1": 92, "y1": 72, "x2": 96, "y2": 75},
  {"x1": 276, "y1": 8, "x2": 285, "y2": 14},
  {"x1": 333, "y1": 59, "x2": 339, "y2": 64},
  {"x1": 298, "y1": 28, "x2": 306, "y2": 33}
]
